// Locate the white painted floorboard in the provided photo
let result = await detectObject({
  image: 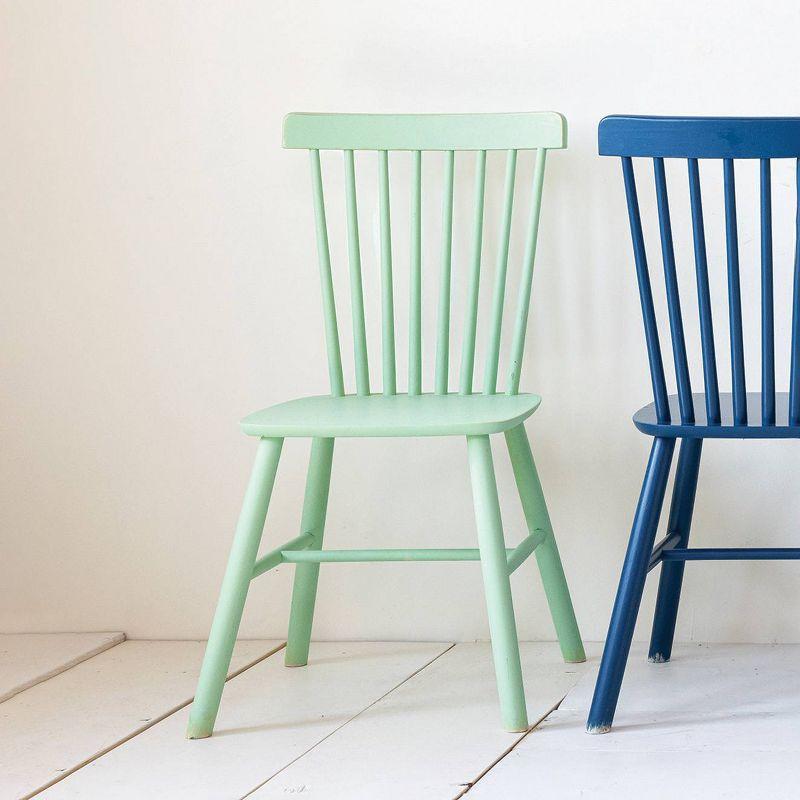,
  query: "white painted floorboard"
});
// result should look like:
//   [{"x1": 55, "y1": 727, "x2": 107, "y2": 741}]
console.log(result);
[
  {"x1": 0, "y1": 632, "x2": 124, "y2": 703},
  {"x1": 40, "y1": 642, "x2": 450, "y2": 800},
  {"x1": 249, "y1": 641, "x2": 601, "y2": 800},
  {"x1": 467, "y1": 643, "x2": 800, "y2": 799},
  {"x1": 0, "y1": 639, "x2": 280, "y2": 800}
]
